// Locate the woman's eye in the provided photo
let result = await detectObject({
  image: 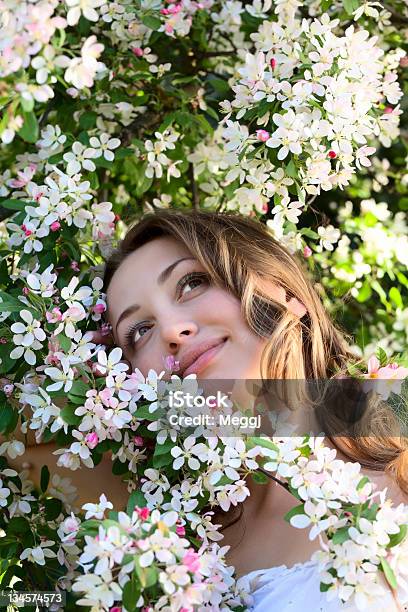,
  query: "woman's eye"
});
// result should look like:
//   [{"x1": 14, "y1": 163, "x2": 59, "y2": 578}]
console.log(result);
[
  {"x1": 178, "y1": 273, "x2": 208, "y2": 297},
  {"x1": 125, "y1": 323, "x2": 151, "y2": 348},
  {"x1": 134, "y1": 325, "x2": 151, "y2": 342},
  {"x1": 125, "y1": 273, "x2": 208, "y2": 349}
]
